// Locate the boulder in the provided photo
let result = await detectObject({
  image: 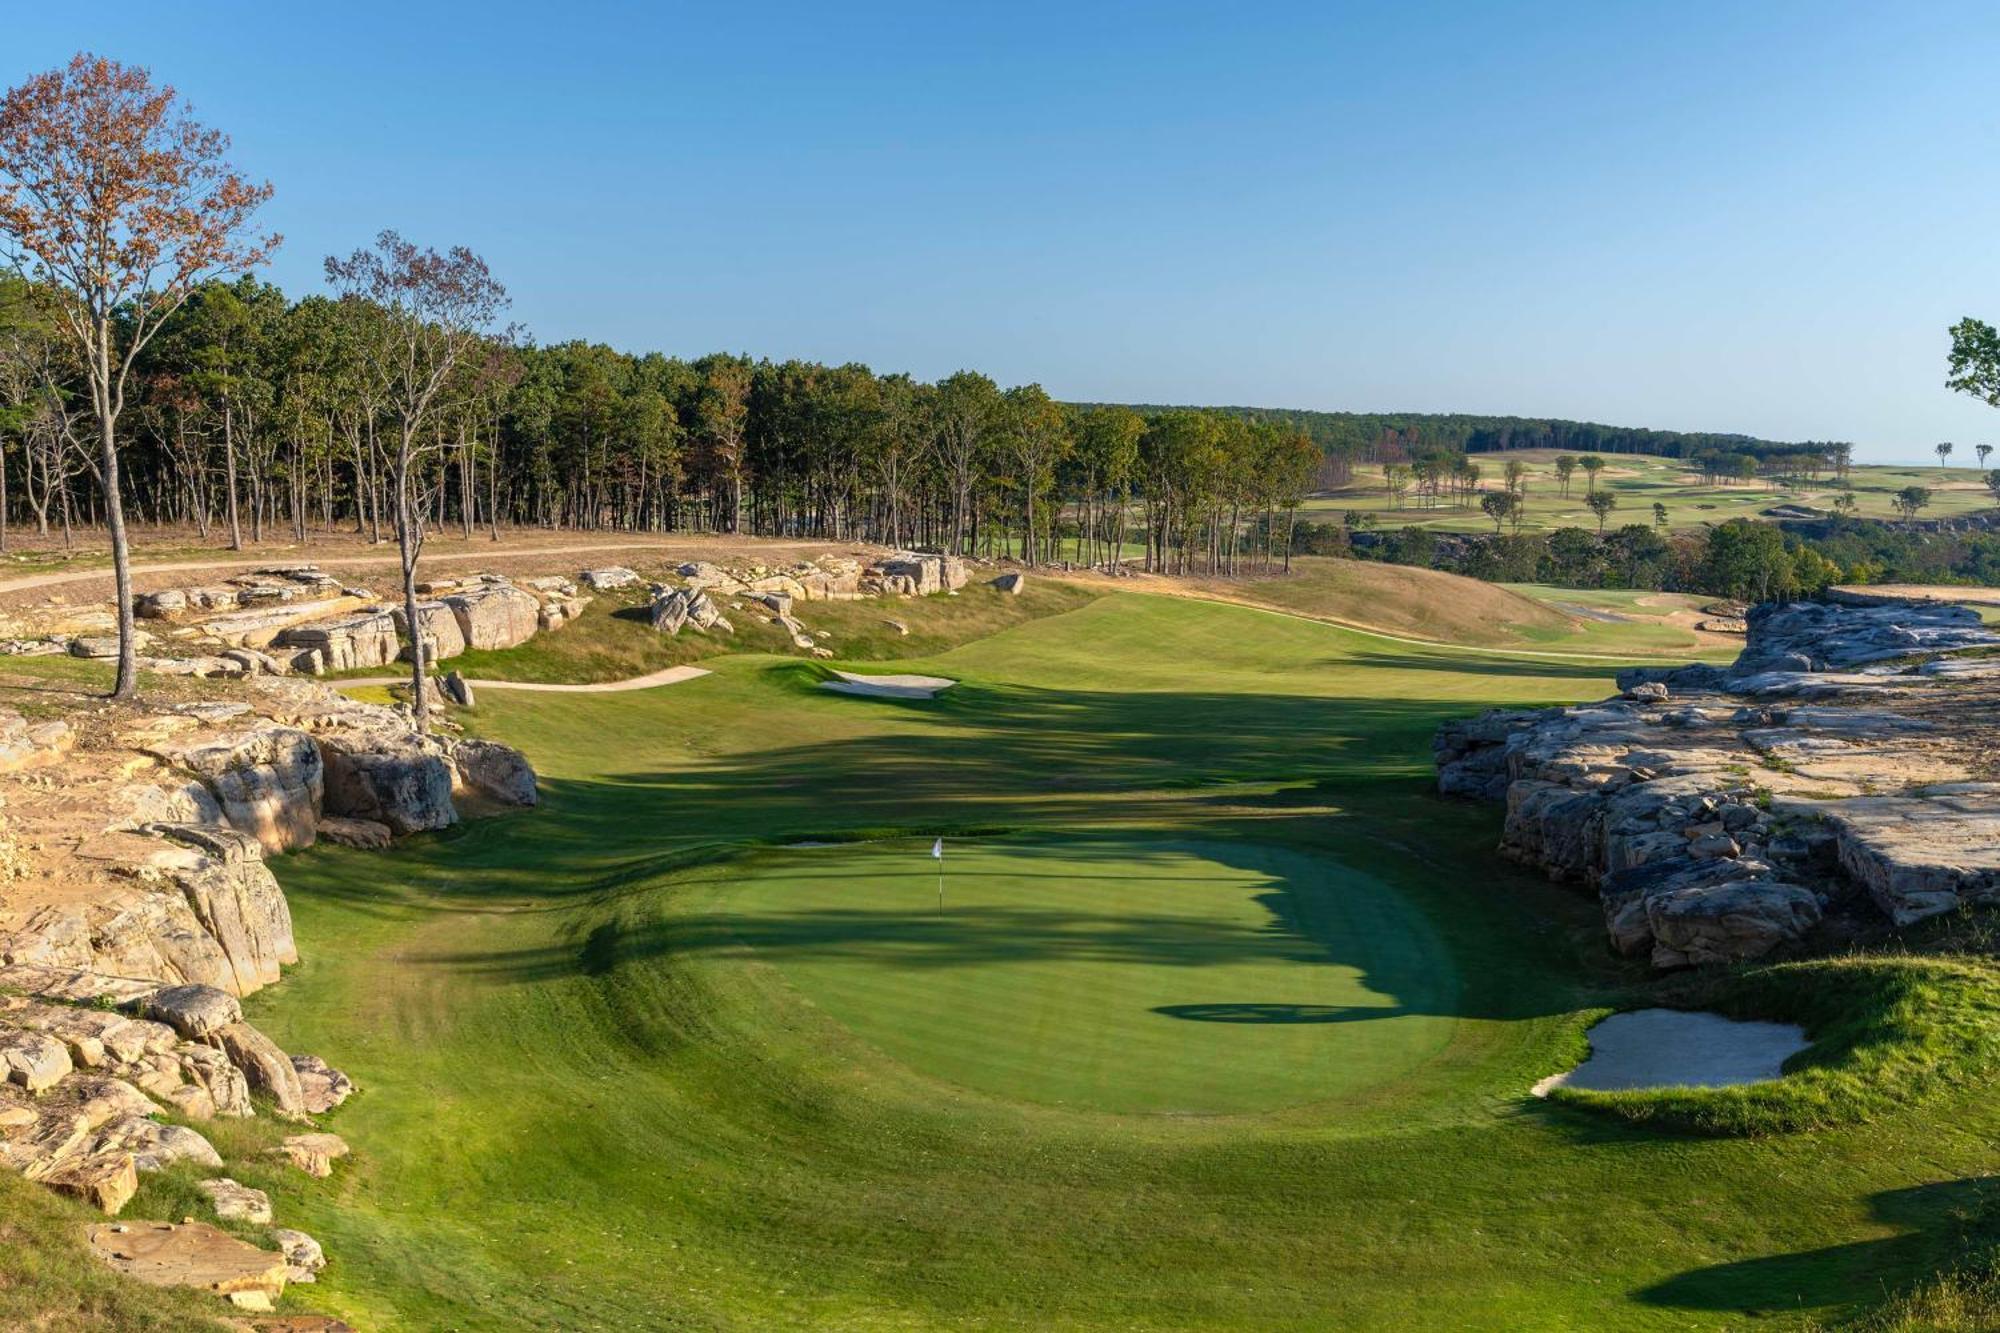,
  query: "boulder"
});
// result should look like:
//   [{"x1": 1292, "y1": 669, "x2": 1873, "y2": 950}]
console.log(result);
[
  {"x1": 991, "y1": 571, "x2": 1026, "y2": 595},
  {"x1": 391, "y1": 601, "x2": 468, "y2": 662},
  {"x1": 0, "y1": 709, "x2": 74, "y2": 773},
  {"x1": 41, "y1": 1152, "x2": 139, "y2": 1214},
  {"x1": 86, "y1": 1220, "x2": 289, "y2": 1308},
  {"x1": 1647, "y1": 880, "x2": 1823, "y2": 968},
  {"x1": 146, "y1": 725, "x2": 323, "y2": 855},
  {"x1": 317, "y1": 726, "x2": 458, "y2": 835},
  {"x1": 136, "y1": 589, "x2": 188, "y2": 618},
  {"x1": 140, "y1": 984, "x2": 242, "y2": 1040},
  {"x1": 648, "y1": 587, "x2": 689, "y2": 635},
  {"x1": 275, "y1": 1131, "x2": 349, "y2": 1178},
  {"x1": 198, "y1": 1176, "x2": 273, "y2": 1224},
  {"x1": 0, "y1": 1030, "x2": 71, "y2": 1091},
  {"x1": 441, "y1": 670, "x2": 475, "y2": 708},
  {"x1": 89, "y1": 1115, "x2": 223, "y2": 1171},
  {"x1": 442, "y1": 584, "x2": 540, "y2": 651},
  {"x1": 271, "y1": 1227, "x2": 326, "y2": 1284},
  {"x1": 203, "y1": 597, "x2": 366, "y2": 650},
  {"x1": 290, "y1": 1055, "x2": 353, "y2": 1114},
  {"x1": 273, "y1": 610, "x2": 400, "y2": 672},
  {"x1": 71, "y1": 633, "x2": 153, "y2": 659},
  {"x1": 211, "y1": 1022, "x2": 307, "y2": 1116},
  {"x1": 580, "y1": 566, "x2": 639, "y2": 590},
  {"x1": 315, "y1": 816, "x2": 392, "y2": 850},
  {"x1": 451, "y1": 738, "x2": 538, "y2": 807}
]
